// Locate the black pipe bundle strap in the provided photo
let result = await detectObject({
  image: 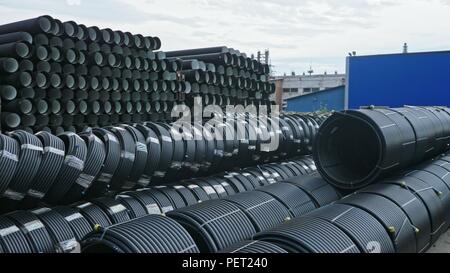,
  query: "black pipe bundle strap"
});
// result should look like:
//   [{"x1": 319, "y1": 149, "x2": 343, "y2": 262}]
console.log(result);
[
  {"x1": 106, "y1": 126, "x2": 135, "y2": 190},
  {"x1": 91, "y1": 197, "x2": 131, "y2": 224},
  {"x1": 361, "y1": 182, "x2": 431, "y2": 253},
  {"x1": 73, "y1": 201, "x2": 112, "y2": 229},
  {"x1": 257, "y1": 182, "x2": 317, "y2": 218},
  {"x1": 219, "y1": 240, "x2": 287, "y2": 253},
  {"x1": 283, "y1": 175, "x2": 340, "y2": 208},
  {"x1": 167, "y1": 199, "x2": 256, "y2": 253},
  {"x1": 259, "y1": 166, "x2": 285, "y2": 182},
  {"x1": 121, "y1": 125, "x2": 148, "y2": 188},
  {"x1": 64, "y1": 131, "x2": 106, "y2": 203},
  {"x1": 384, "y1": 177, "x2": 446, "y2": 245},
  {"x1": 243, "y1": 168, "x2": 272, "y2": 186},
  {"x1": 120, "y1": 190, "x2": 162, "y2": 215},
  {"x1": 190, "y1": 179, "x2": 221, "y2": 200},
  {"x1": 30, "y1": 207, "x2": 78, "y2": 253},
  {"x1": 45, "y1": 132, "x2": 87, "y2": 204},
  {"x1": 307, "y1": 203, "x2": 395, "y2": 253},
  {"x1": 139, "y1": 188, "x2": 176, "y2": 214},
  {"x1": 6, "y1": 210, "x2": 54, "y2": 253},
  {"x1": 0, "y1": 134, "x2": 20, "y2": 199},
  {"x1": 52, "y1": 206, "x2": 92, "y2": 241},
  {"x1": 82, "y1": 214, "x2": 199, "y2": 253},
  {"x1": 3, "y1": 130, "x2": 43, "y2": 203},
  {"x1": 264, "y1": 165, "x2": 291, "y2": 180},
  {"x1": 152, "y1": 186, "x2": 187, "y2": 210},
  {"x1": 134, "y1": 124, "x2": 161, "y2": 186},
  {"x1": 224, "y1": 172, "x2": 255, "y2": 192},
  {"x1": 224, "y1": 191, "x2": 291, "y2": 232},
  {"x1": 181, "y1": 182, "x2": 211, "y2": 202},
  {"x1": 337, "y1": 192, "x2": 416, "y2": 253},
  {"x1": 254, "y1": 216, "x2": 360, "y2": 253},
  {"x1": 0, "y1": 216, "x2": 32, "y2": 253},
  {"x1": 115, "y1": 194, "x2": 147, "y2": 218},
  {"x1": 24, "y1": 132, "x2": 64, "y2": 204},
  {"x1": 145, "y1": 122, "x2": 173, "y2": 179},
  {"x1": 87, "y1": 128, "x2": 121, "y2": 197}
]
